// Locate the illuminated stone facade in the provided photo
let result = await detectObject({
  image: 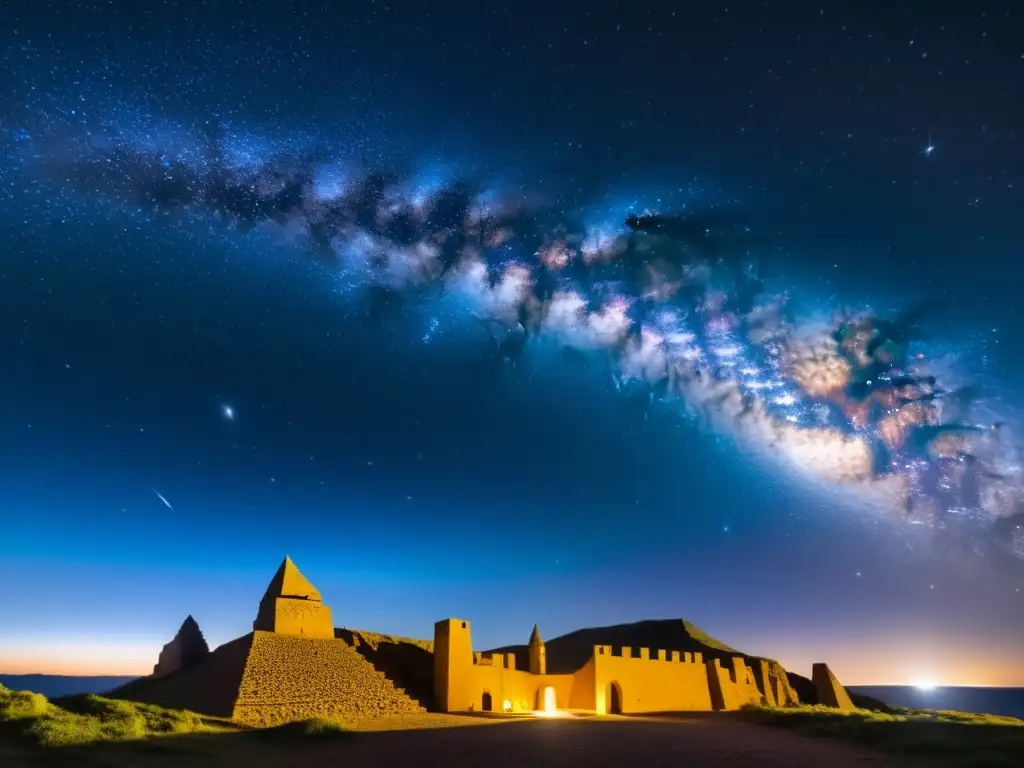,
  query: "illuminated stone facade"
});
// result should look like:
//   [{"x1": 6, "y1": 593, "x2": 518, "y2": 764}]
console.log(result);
[
  {"x1": 252, "y1": 555, "x2": 335, "y2": 639},
  {"x1": 433, "y1": 618, "x2": 852, "y2": 715},
  {"x1": 124, "y1": 556, "x2": 856, "y2": 724},
  {"x1": 120, "y1": 557, "x2": 424, "y2": 724}
]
